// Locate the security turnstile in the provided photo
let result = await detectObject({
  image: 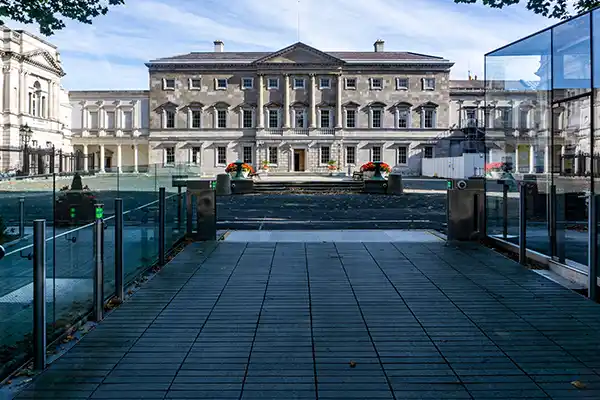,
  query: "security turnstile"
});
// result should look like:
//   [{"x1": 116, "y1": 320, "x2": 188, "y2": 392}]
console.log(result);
[
  {"x1": 186, "y1": 179, "x2": 217, "y2": 241},
  {"x1": 446, "y1": 177, "x2": 485, "y2": 241}
]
